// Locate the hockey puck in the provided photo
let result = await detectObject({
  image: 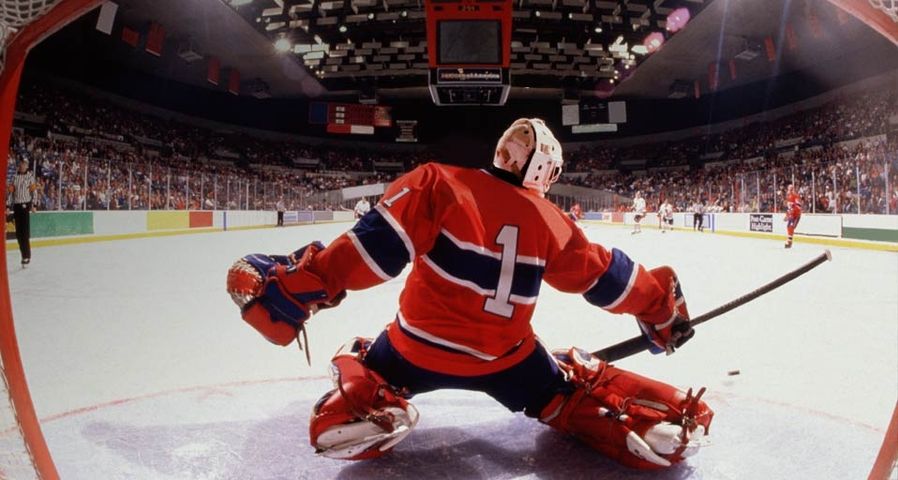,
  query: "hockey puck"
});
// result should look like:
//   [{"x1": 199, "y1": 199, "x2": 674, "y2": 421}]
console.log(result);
[{"x1": 727, "y1": 370, "x2": 740, "y2": 376}]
